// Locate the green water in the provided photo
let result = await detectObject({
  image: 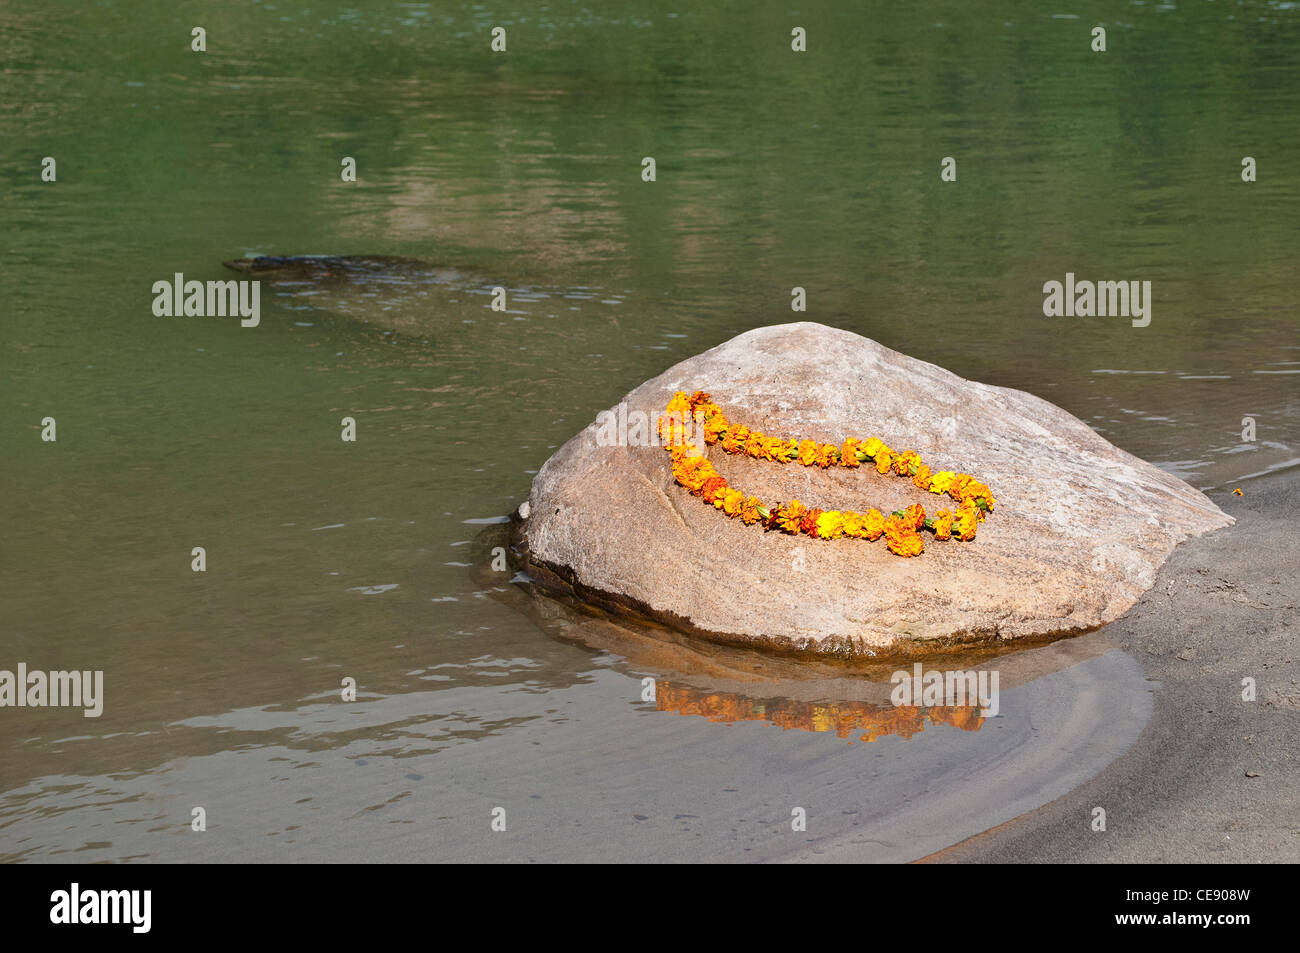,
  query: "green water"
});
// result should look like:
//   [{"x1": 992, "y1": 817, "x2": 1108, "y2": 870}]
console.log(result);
[{"x1": 1, "y1": 0, "x2": 1296, "y2": 861}]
